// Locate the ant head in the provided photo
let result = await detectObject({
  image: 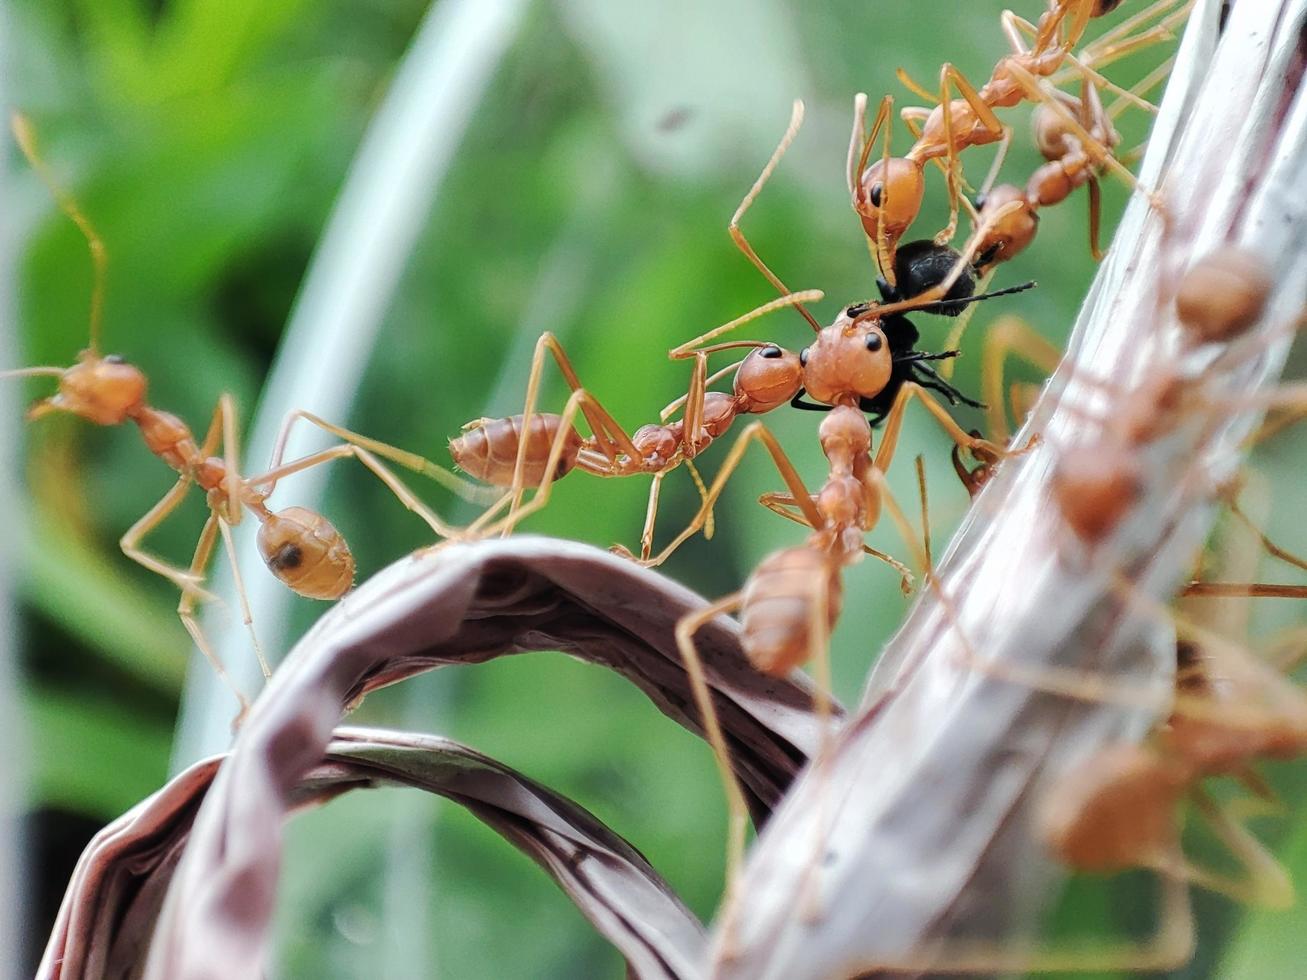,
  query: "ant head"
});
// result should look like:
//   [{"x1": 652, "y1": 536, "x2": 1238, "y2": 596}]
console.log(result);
[
  {"x1": 29, "y1": 350, "x2": 147, "y2": 426},
  {"x1": 974, "y1": 185, "x2": 1039, "y2": 272},
  {"x1": 855, "y1": 157, "x2": 924, "y2": 246},
  {"x1": 800, "y1": 313, "x2": 893, "y2": 406},
  {"x1": 733, "y1": 344, "x2": 803, "y2": 413}
]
